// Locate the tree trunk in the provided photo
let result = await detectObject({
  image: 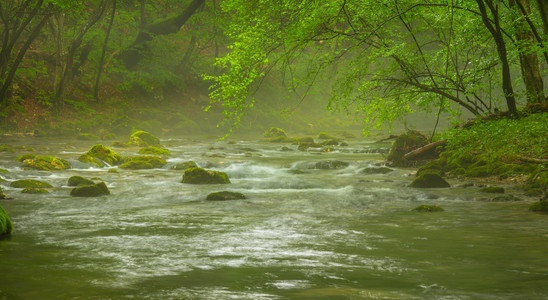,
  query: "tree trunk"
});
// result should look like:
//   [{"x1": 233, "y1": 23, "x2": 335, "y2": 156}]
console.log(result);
[
  {"x1": 476, "y1": 0, "x2": 518, "y2": 115},
  {"x1": 511, "y1": 0, "x2": 545, "y2": 105},
  {"x1": 94, "y1": 0, "x2": 117, "y2": 102},
  {"x1": 537, "y1": 0, "x2": 548, "y2": 38},
  {"x1": 121, "y1": 0, "x2": 205, "y2": 68}
]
